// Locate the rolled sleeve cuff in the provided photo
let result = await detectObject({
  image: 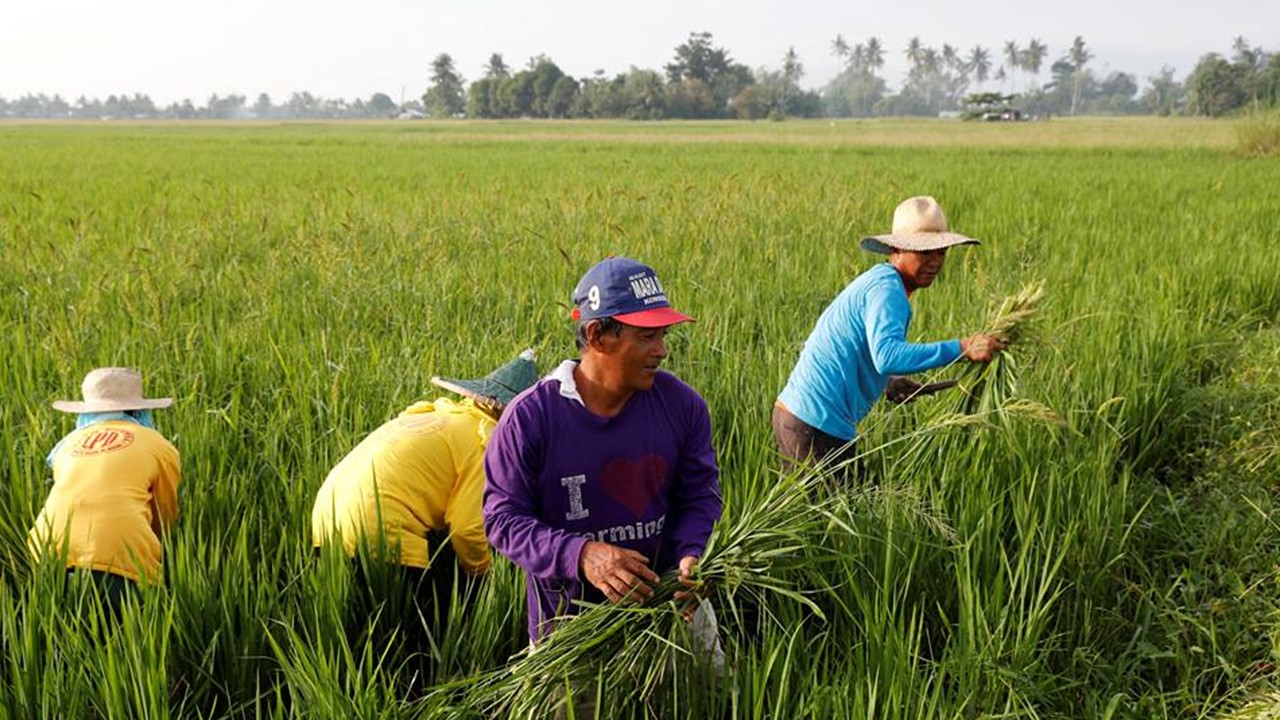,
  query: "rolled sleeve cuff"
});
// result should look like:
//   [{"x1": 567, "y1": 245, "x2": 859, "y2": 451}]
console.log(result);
[
  {"x1": 561, "y1": 535, "x2": 590, "y2": 581},
  {"x1": 674, "y1": 541, "x2": 707, "y2": 563}
]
